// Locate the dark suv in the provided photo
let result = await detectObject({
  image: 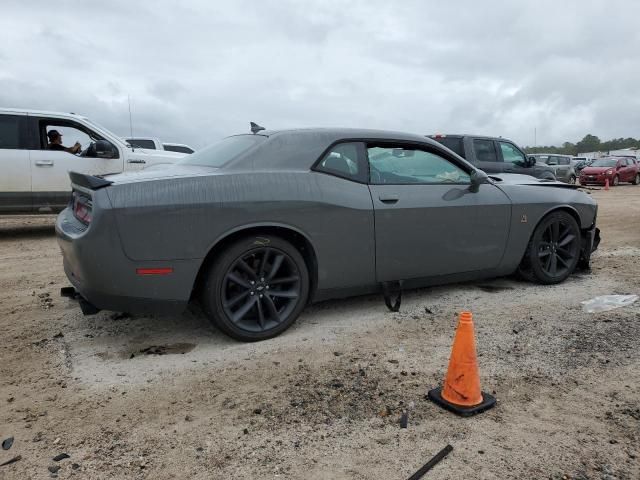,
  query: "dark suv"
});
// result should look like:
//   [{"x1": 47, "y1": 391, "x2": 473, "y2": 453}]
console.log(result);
[{"x1": 429, "y1": 134, "x2": 556, "y2": 180}]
